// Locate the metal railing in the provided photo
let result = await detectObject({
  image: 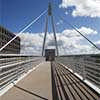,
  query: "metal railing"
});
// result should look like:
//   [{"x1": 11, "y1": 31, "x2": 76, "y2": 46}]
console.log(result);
[
  {"x1": 56, "y1": 54, "x2": 100, "y2": 89},
  {"x1": 0, "y1": 54, "x2": 44, "y2": 90}
]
